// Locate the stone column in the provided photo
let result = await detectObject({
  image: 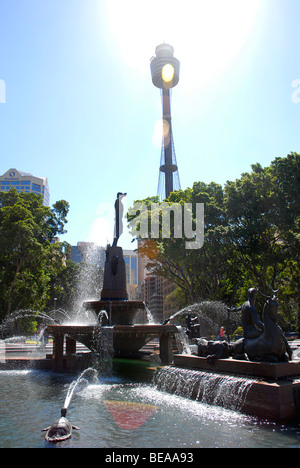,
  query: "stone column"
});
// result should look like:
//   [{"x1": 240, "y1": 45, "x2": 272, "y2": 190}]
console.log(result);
[
  {"x1": 66, "y1": 336, "x2": 76, "y2": 355},
  {"x1": 53, "y1": 333, "x2": 64, "y2": 372},
  {"x1": 159, "y1": 333, "x2": 173, "y2": 364}
]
